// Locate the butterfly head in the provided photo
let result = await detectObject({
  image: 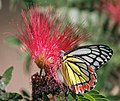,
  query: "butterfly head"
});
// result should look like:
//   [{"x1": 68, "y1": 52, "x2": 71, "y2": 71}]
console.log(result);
[{"x1": 60, "y1": 50, "x2": 65, "y2": 59}]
